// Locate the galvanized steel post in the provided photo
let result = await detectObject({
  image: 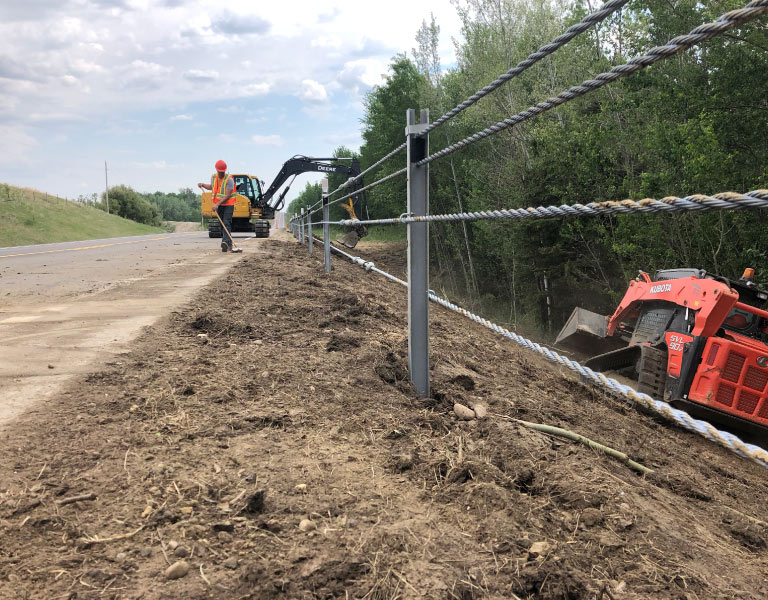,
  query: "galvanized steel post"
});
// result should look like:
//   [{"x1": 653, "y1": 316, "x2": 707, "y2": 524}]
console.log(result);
[
  {"x1": 323, "y1": 194, "x2": 331, "y2": 273},
  {"x1": 406, "y1": 108, "x2": 430, "y2": 397},
  {"x1": 300, "y1": 208, "x2": 305, "y2": 244},
  {"x1": 308, "y1": 208, "x2": 313, "y2": 254}
]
